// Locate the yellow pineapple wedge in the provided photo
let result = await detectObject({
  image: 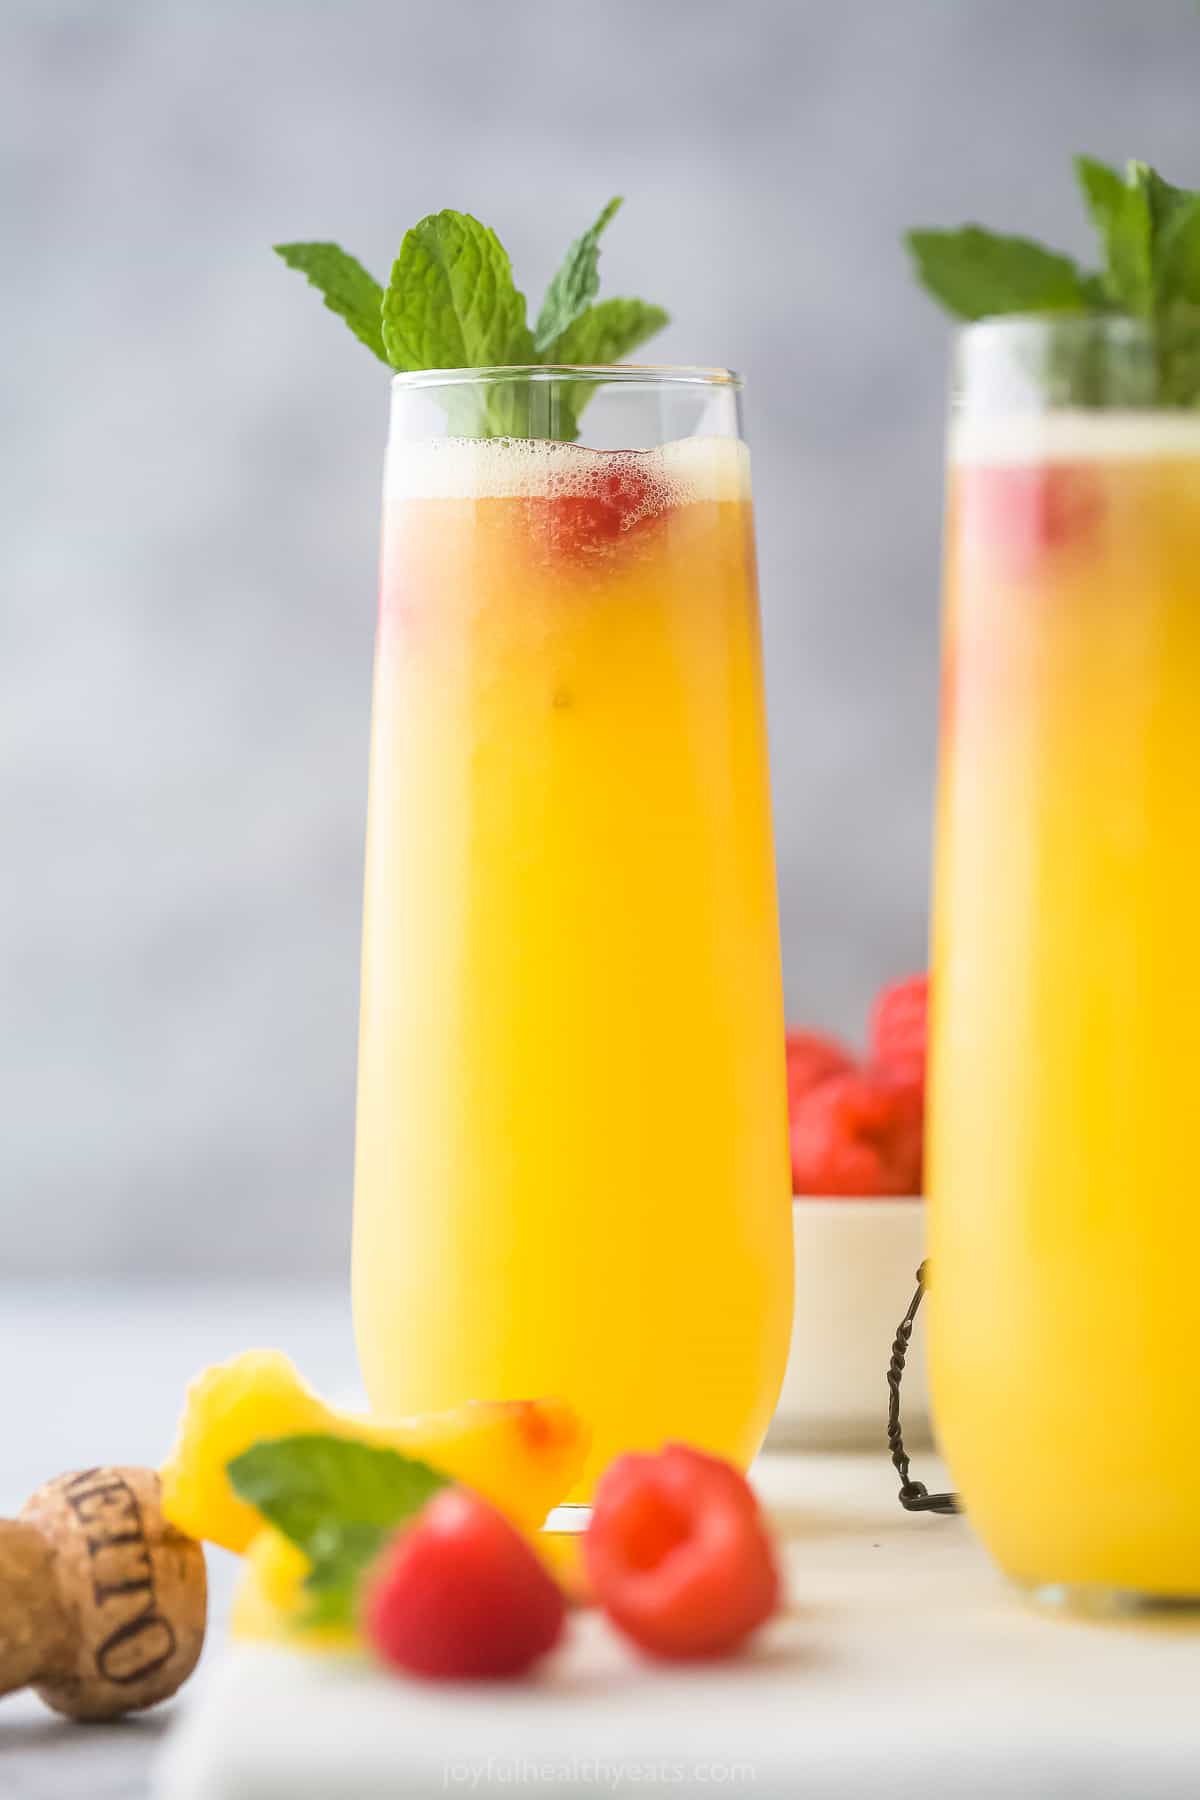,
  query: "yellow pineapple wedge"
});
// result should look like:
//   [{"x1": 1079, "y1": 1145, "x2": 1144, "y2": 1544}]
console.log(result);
[
  {"x1": 229, "y1": 1526, "x2": 358, "y2": 1648},
  {"x1": 160, "y1": 1349, "x2": 589, "y2": 1553}
]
